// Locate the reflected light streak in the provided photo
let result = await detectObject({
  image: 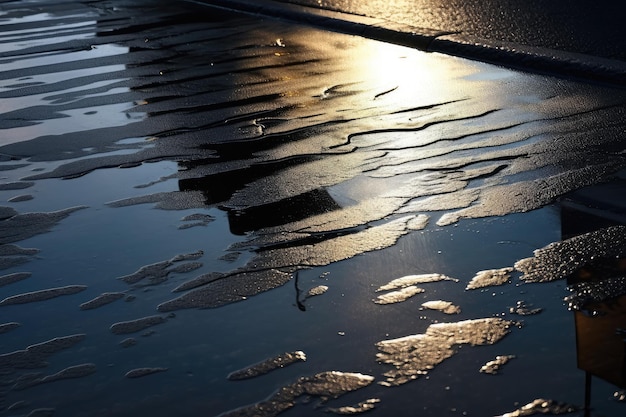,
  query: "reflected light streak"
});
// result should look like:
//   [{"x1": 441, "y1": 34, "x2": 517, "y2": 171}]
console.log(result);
[{"x1": 351, "y1": 41, "x2": 472, "y2": 107}]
